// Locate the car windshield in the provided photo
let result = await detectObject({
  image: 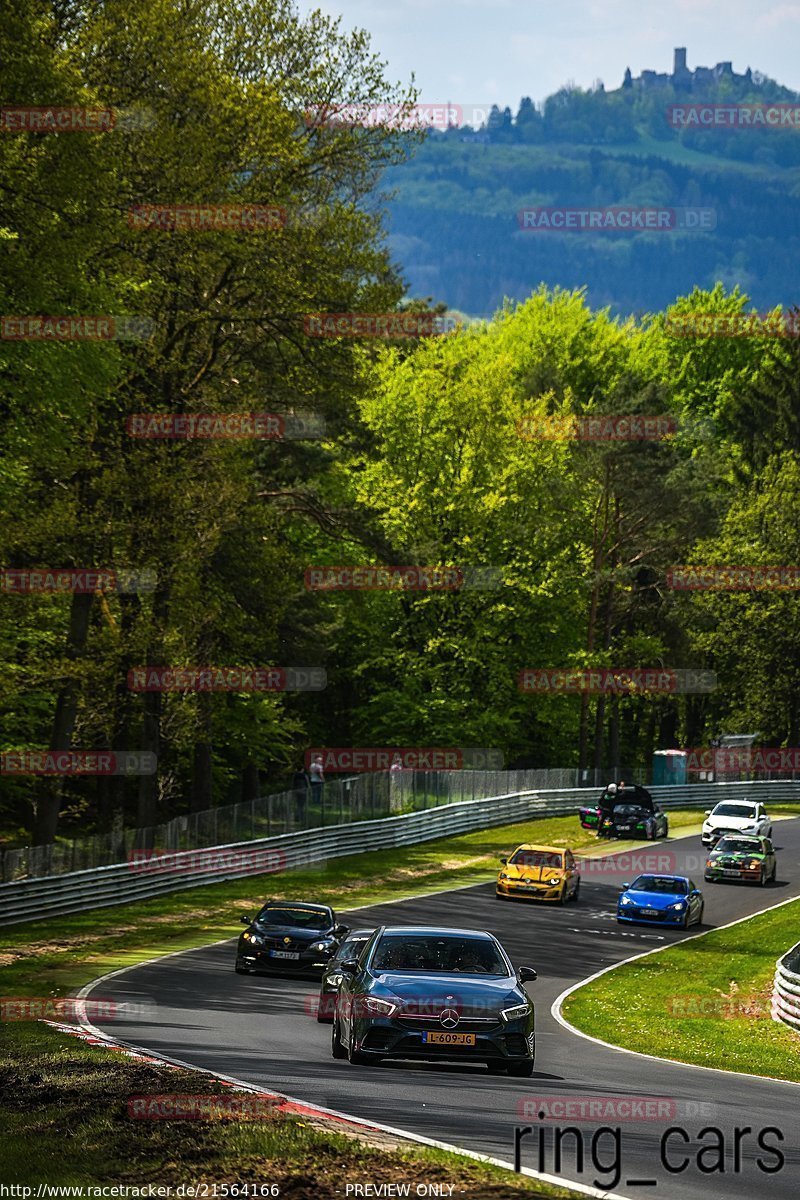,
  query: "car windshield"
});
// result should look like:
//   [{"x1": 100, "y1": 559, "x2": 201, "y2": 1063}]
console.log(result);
[
  {"x1": 712, "y1": 804, "x2": 756, "y2": 818},
  {"x1": 715, "y1": 838, "x2": 761, "y2": 854},
  {"x1": 257, "y1": 906, "x2": 330, "y2": 929},
  {"x1": 509, "y1": 849, "x2": 562, "y2": 868},
  {"x1": 629, "y1": 876, "x2": 688, "y2": 894},
  {"x1": 372, "y1": 935, "x2": 508, "y2": 975},
  {"x1": 332, "y1": 934, "x2": 372, "y2": 963}
]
